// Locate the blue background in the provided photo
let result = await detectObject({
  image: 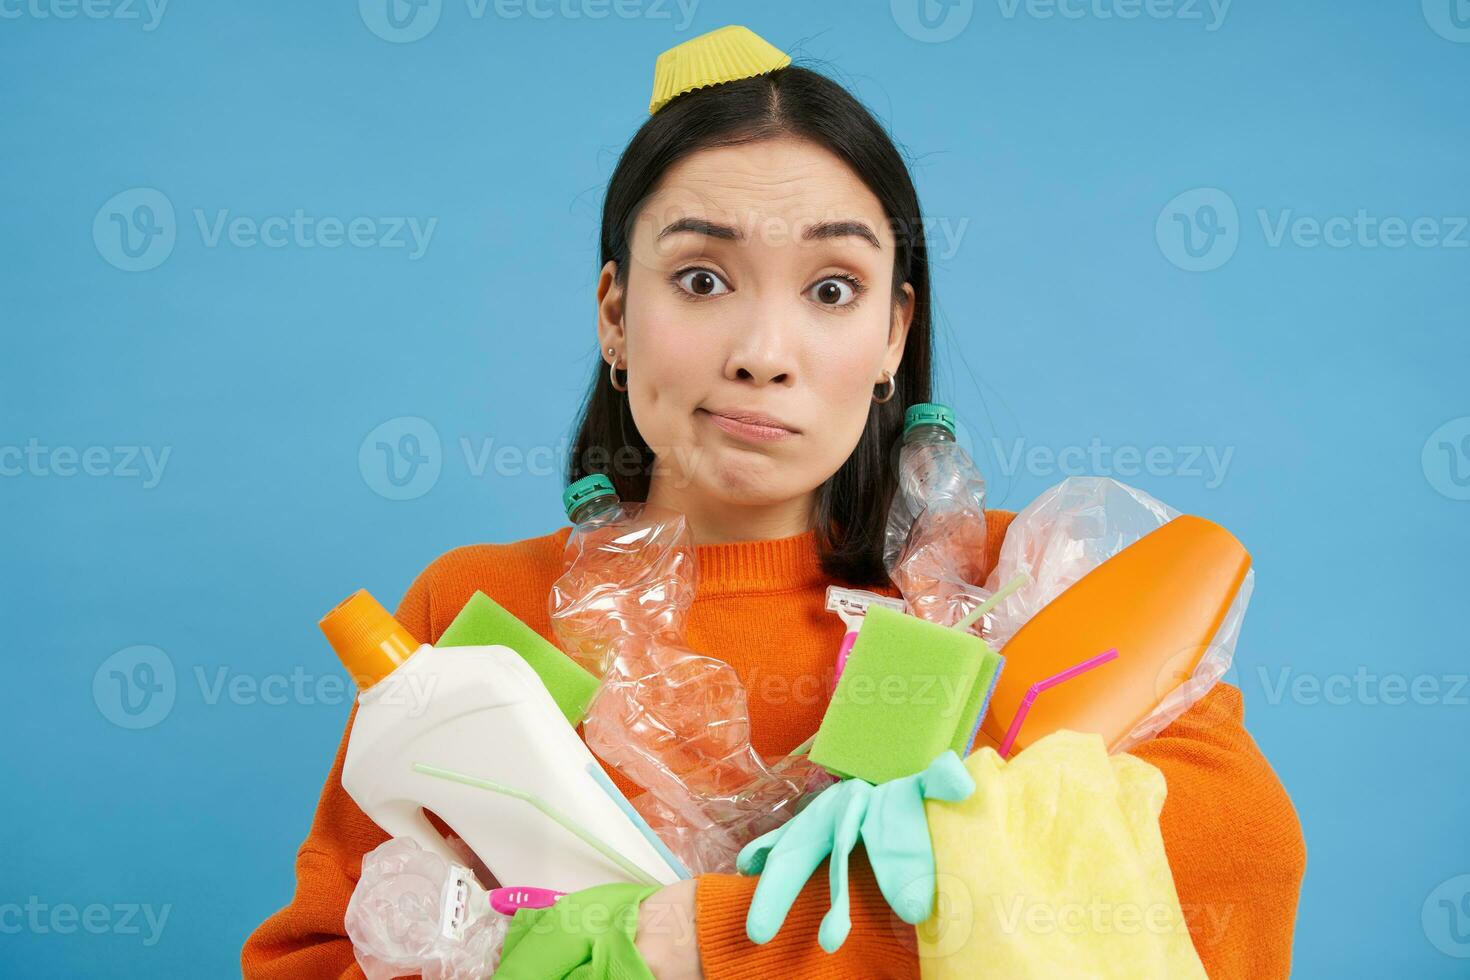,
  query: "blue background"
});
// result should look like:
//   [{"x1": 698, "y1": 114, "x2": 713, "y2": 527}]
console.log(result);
[{"x1": 3, "y1": 1, "x2": 1467, "y2": 976}]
